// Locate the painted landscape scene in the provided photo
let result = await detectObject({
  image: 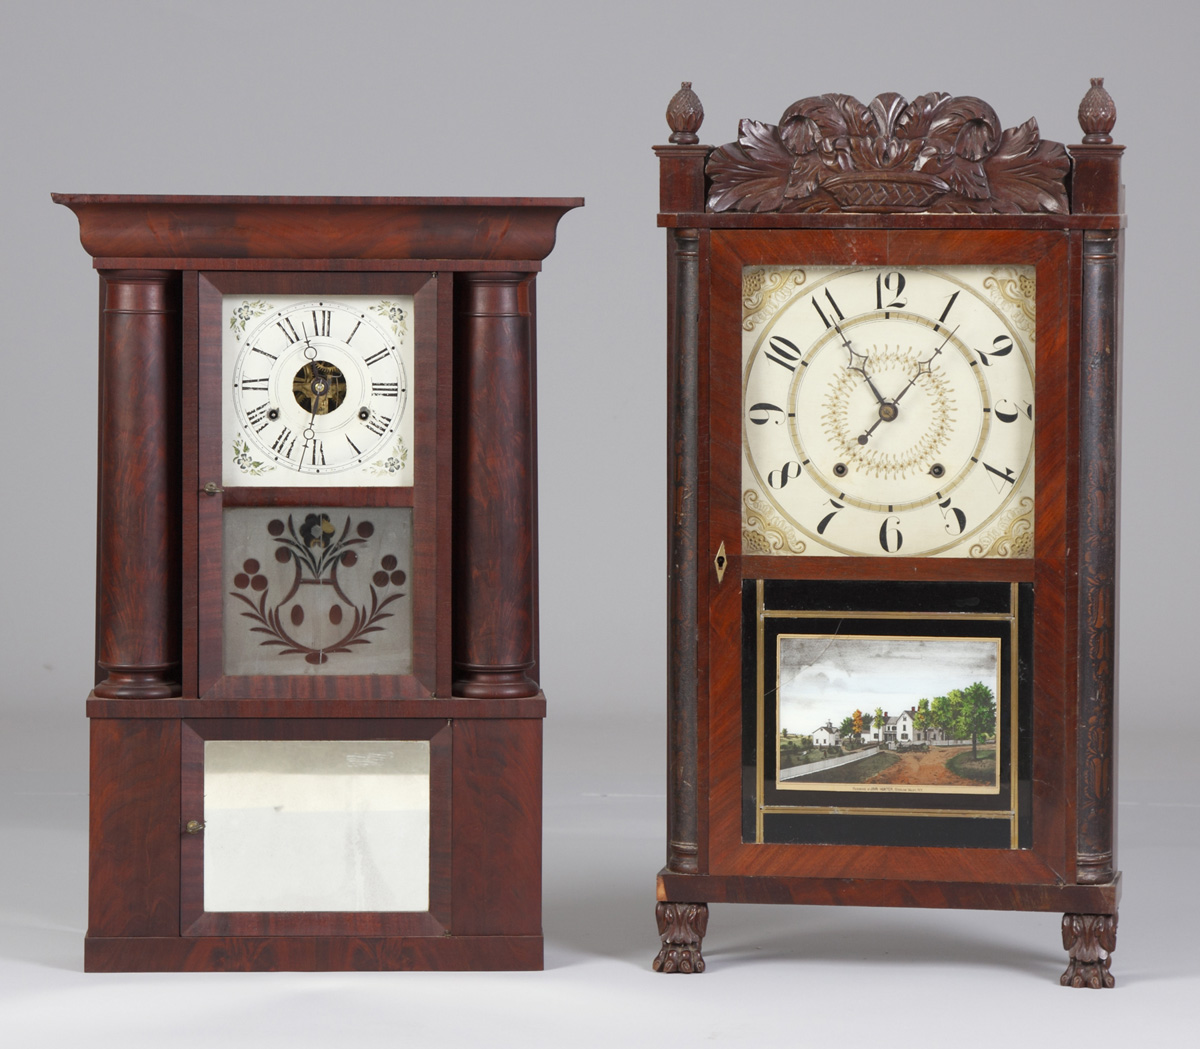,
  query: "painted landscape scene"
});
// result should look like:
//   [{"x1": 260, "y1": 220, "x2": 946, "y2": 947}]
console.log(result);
[{"x1": 775, "y1": 634, "x2": 1001, "y2": 794}]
